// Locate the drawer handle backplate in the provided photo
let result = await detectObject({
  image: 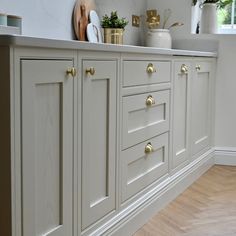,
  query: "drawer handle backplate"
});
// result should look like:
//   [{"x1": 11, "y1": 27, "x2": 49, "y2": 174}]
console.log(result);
[
  {"x1": 145, "y1": 142, "x2": 154, "y2": 154},
  {"x1": 147, "y1": 63, "x2": 157, "y2": 74},
  {"x1": 86, "y1": 67, "x2": 96, "y2": 76},
  {"x1": 196, "y1": 65, "x2": 201, "y2": 71},
  {"x1": 66, "y1": 67, "x2": 77, "y2": 77},
  {"x1": 146, "y1": 95, "x2": 155, "y2": 106},
  {"x1": 180, "y1": 64, "x2": 188, "y2": 74}
]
